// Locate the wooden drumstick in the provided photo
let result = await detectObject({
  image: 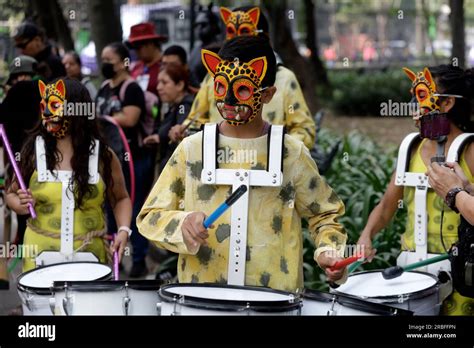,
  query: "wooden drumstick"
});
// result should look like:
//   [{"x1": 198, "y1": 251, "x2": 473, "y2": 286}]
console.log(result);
[{"x1": 168, "y1": 113, "x2": 201, "y2": 145}]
